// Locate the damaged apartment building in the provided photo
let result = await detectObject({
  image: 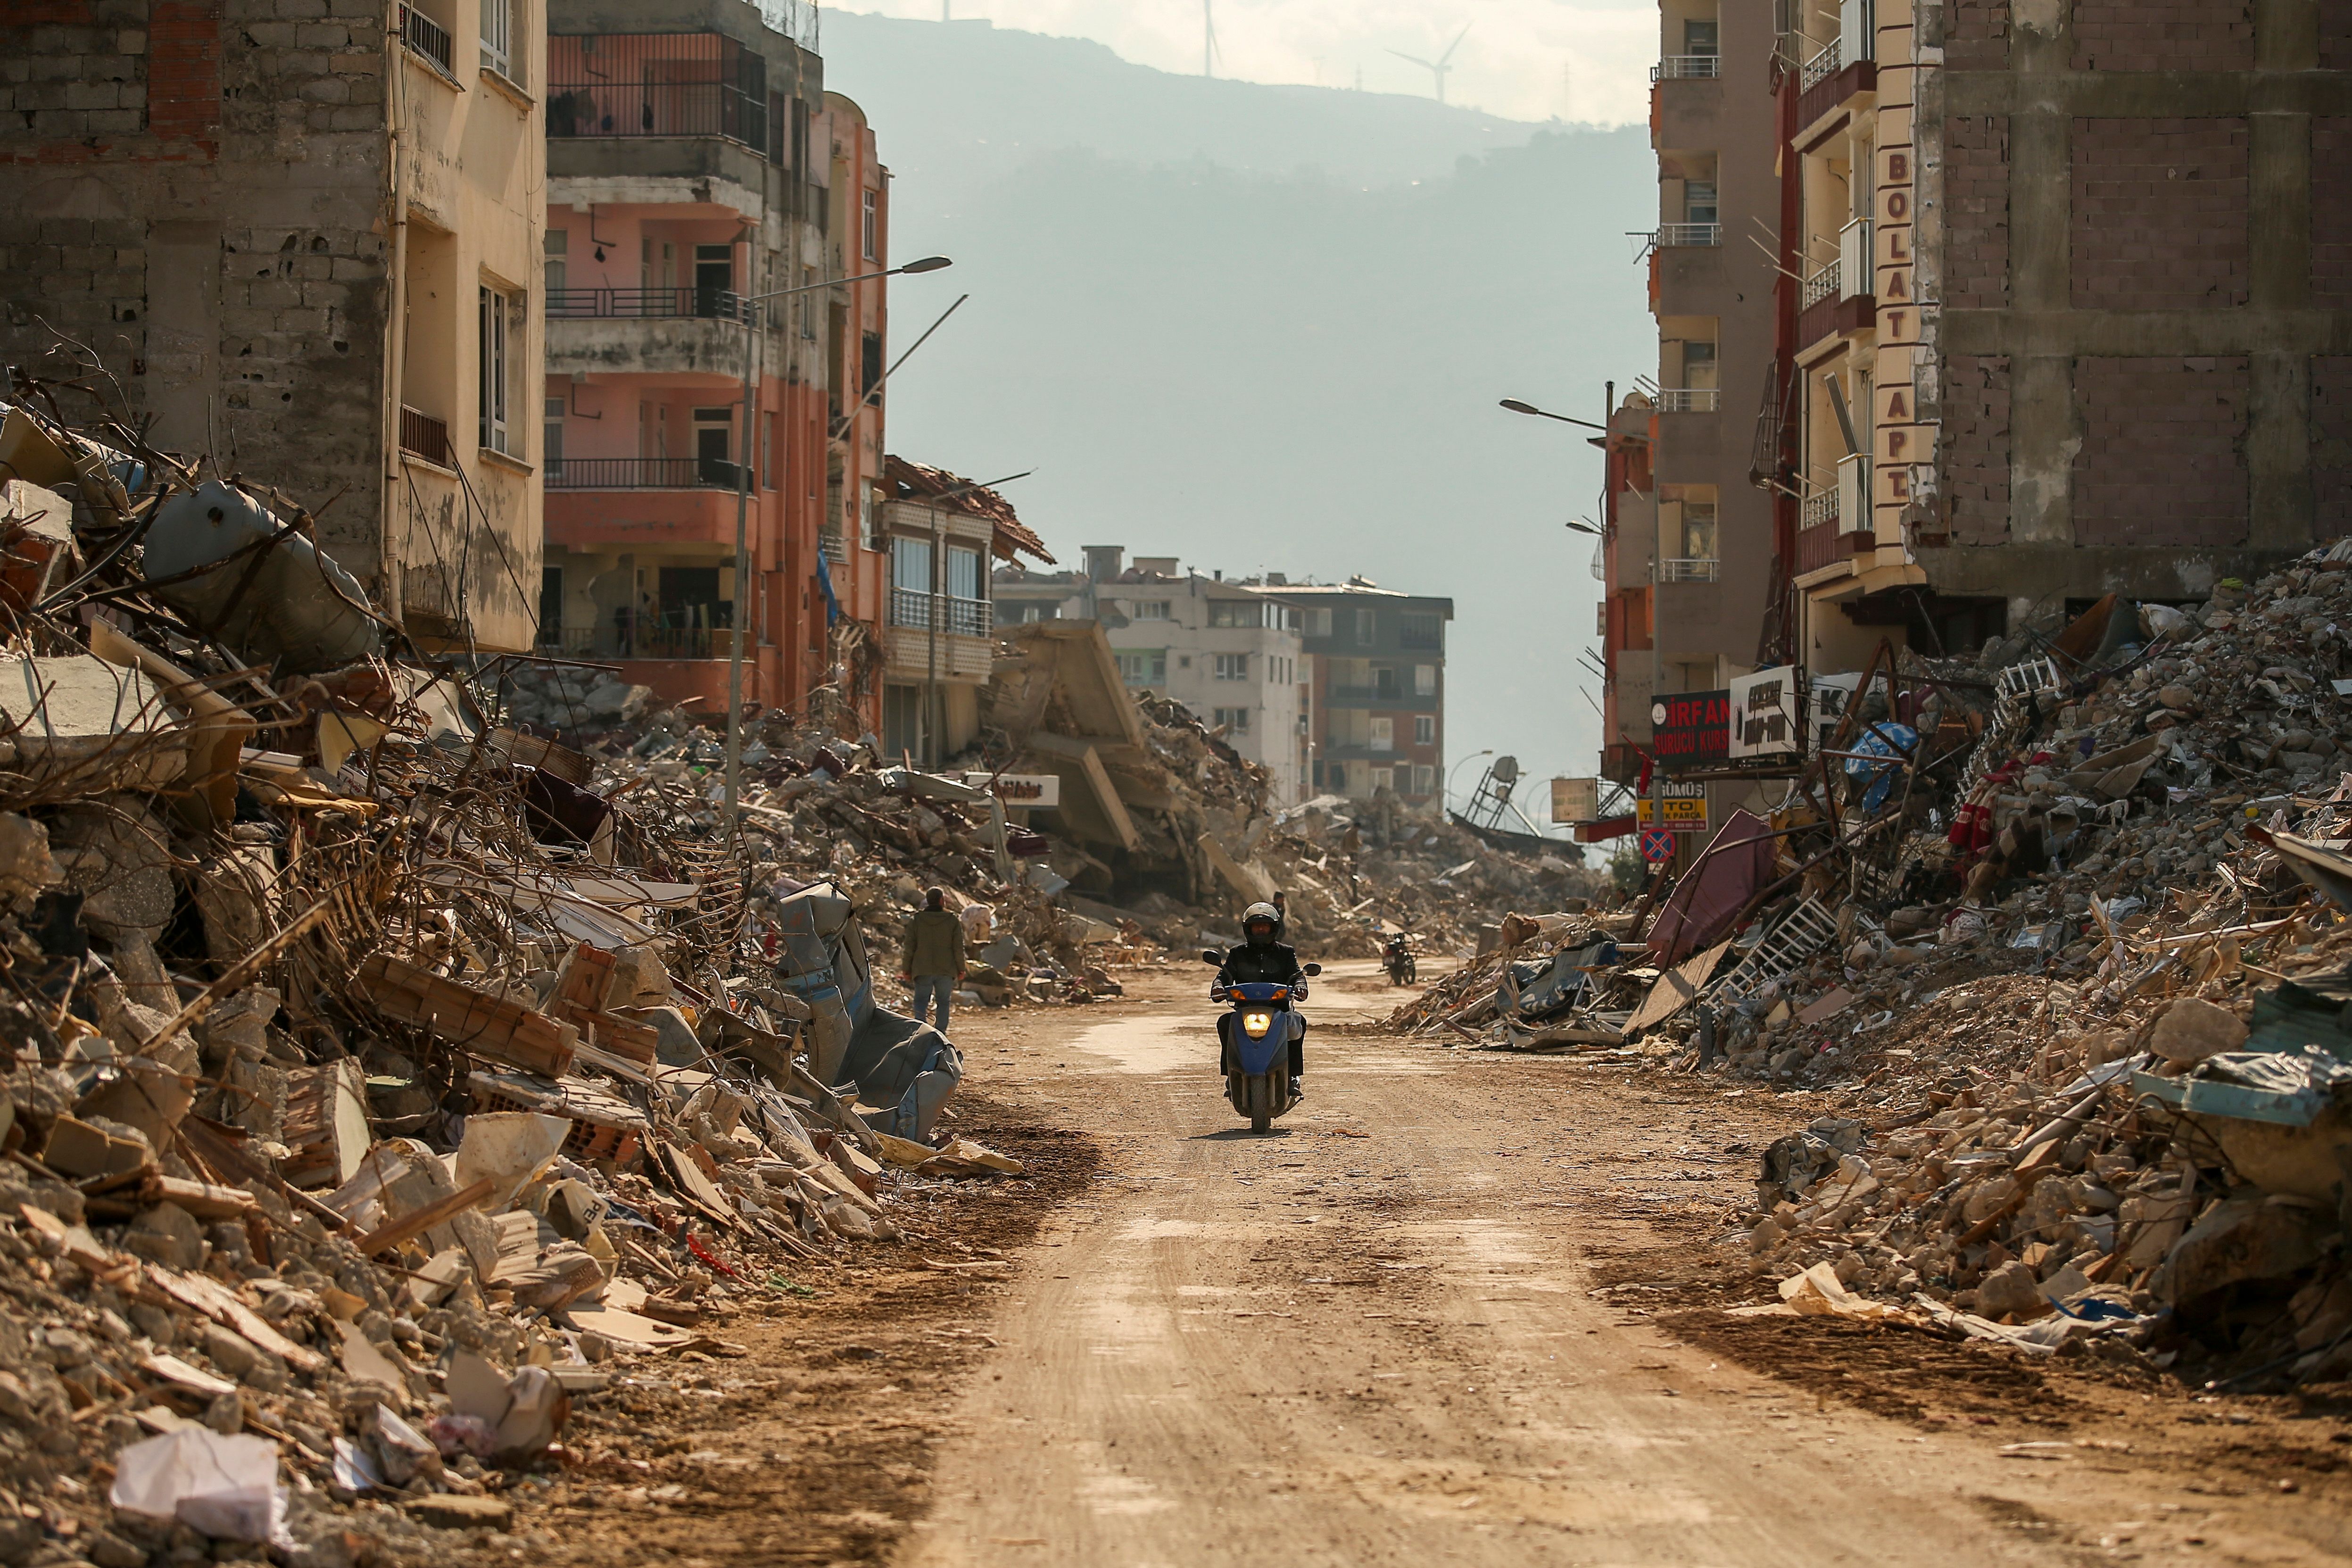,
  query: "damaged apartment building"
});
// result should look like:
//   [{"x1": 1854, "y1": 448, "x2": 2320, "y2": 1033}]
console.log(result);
[
  {"x1": 538, "y1": 0, "x2": 904, "y2": 728},
  {"x1": 1759, "y1": 0, "x2": 2352, "y2": 670},
  {"x1": 0, "y1": 0, "x2": 547, "y2": 651}
]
